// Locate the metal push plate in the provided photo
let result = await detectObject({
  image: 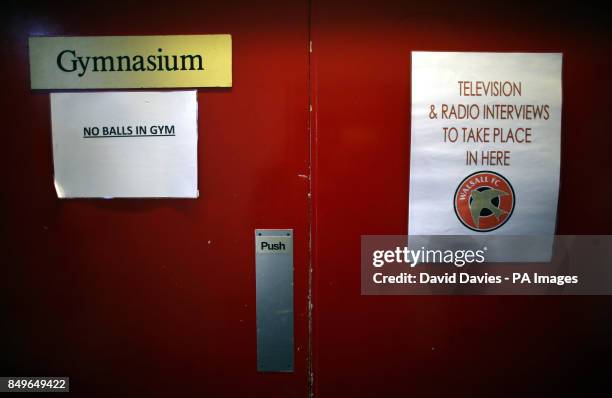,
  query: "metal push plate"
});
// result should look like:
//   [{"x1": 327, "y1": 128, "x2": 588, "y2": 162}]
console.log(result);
[{"x1": 255, "y1": 229, "x2": 294, "y2": 372}]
